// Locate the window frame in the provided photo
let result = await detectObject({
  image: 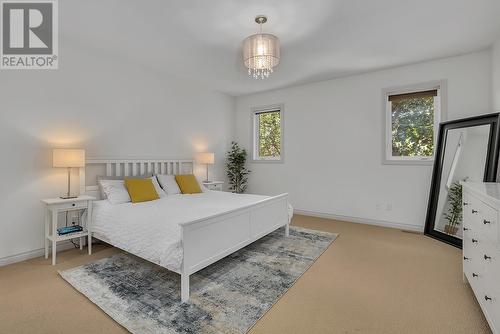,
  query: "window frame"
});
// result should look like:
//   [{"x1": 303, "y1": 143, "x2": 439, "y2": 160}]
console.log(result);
[
  {"x1": 251, "y1": 104, "x2": 285, "y2": 163},
  {"x1": 382, "y1": 80, "x2": 447, "y2": 166}
]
